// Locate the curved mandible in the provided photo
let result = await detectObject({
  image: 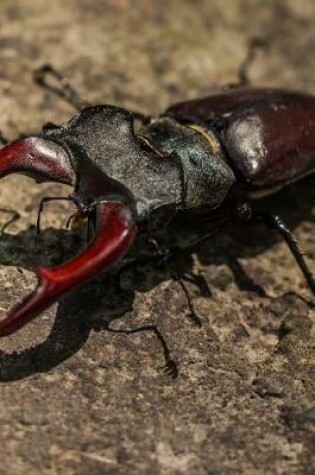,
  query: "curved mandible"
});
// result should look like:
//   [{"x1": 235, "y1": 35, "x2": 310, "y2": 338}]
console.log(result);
[
  {"x1": 0, "y1": 137, "x2": 75, "y2": 185},
  {"x1": 0, "y1": 202, "x2": 137, "y2": 337}
]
